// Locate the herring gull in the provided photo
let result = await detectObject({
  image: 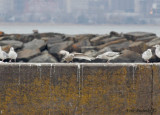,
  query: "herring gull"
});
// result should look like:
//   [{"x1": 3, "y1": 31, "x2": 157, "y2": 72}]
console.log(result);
[
  {"x1": 96, "y1": 51, "x2": 120, "y2": 63},
  {"x1": 142, "y1": 49, "x2": 152, "y2": 63},
  {"x1": 8, "y1": 47, "x2": 18, "y2": 62},
  {"x1": 0, "y1": 46, "x2": 8, "y2": 62}
]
